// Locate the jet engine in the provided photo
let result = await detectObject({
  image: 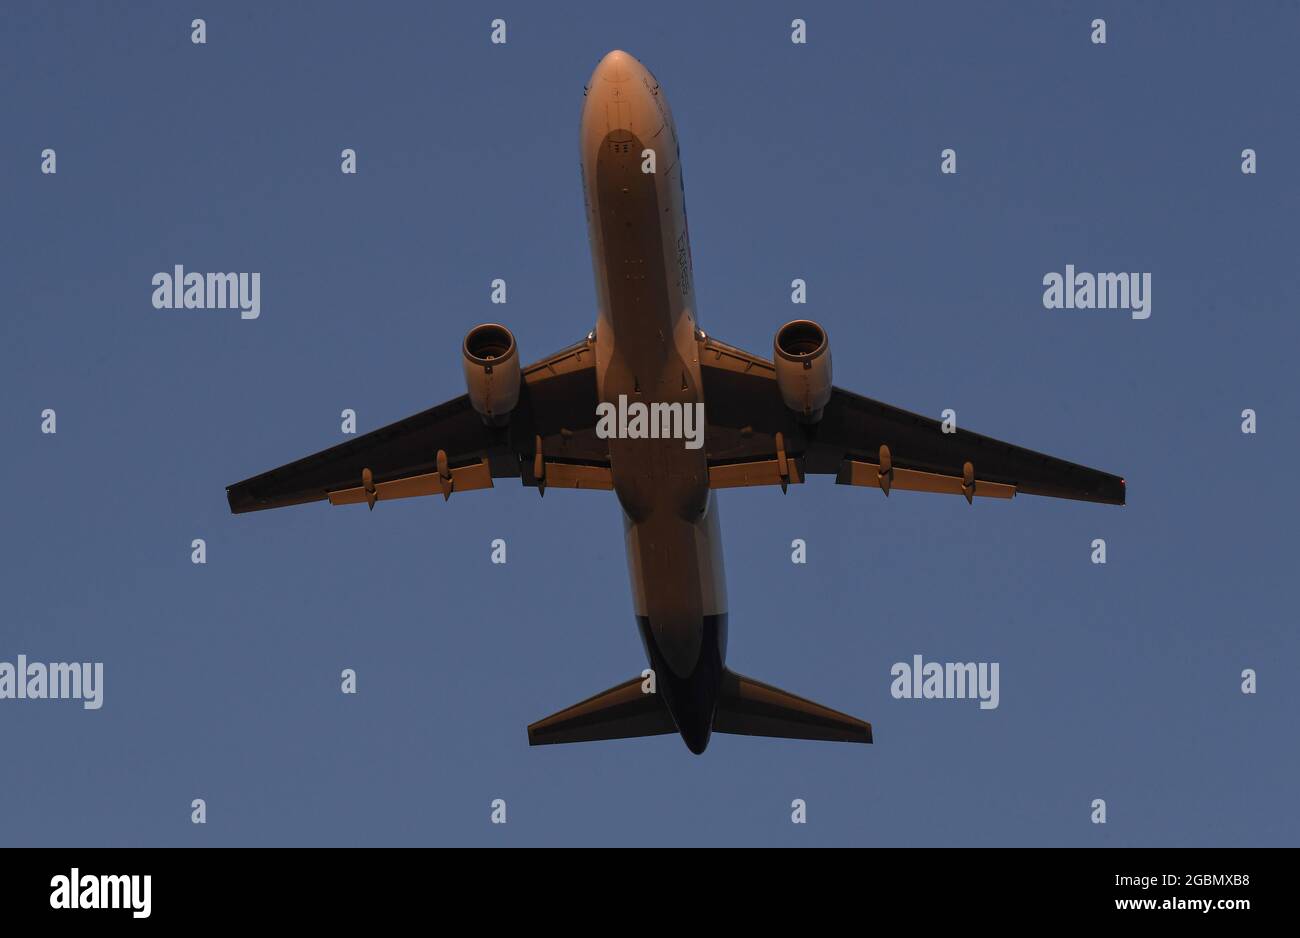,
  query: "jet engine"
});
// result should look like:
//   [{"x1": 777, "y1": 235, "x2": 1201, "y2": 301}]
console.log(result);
[
  {"x1": 462, "y1": 323, "x2": 521, "y2": 425},
  {"x1": 773, "y1": 319, "x2": 832, "y2": 423}
]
